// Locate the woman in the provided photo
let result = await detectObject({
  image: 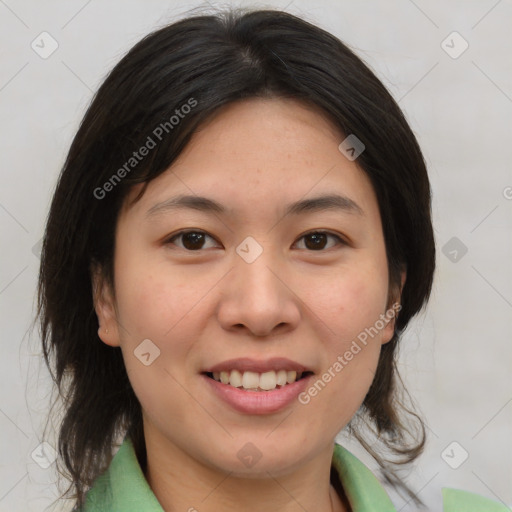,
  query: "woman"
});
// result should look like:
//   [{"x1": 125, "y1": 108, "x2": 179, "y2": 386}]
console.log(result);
[{"x1": 37, "y1": 8, "x2": 507, "y2": 512}]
